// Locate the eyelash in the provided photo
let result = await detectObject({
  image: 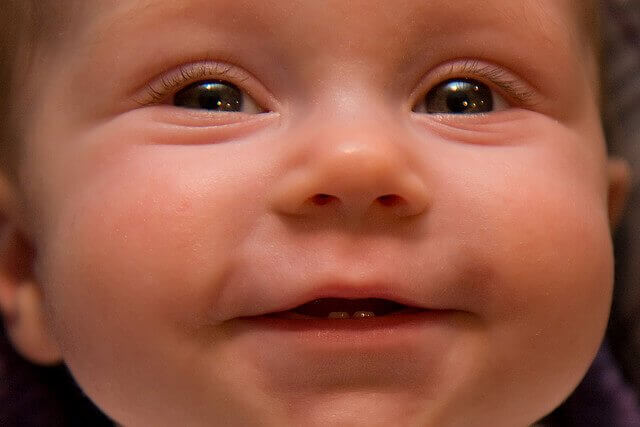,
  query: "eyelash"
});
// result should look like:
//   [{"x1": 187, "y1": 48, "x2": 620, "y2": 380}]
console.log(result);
[
  {"x1": 137, "y1": 59, "x2": 538, "y2": 110},
  {"x1": 426, "y1": 60, "x2": 538, "y2": 108},
  {"x1": 137, "y1": 61, "x2": 252, "y2": 106}
]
